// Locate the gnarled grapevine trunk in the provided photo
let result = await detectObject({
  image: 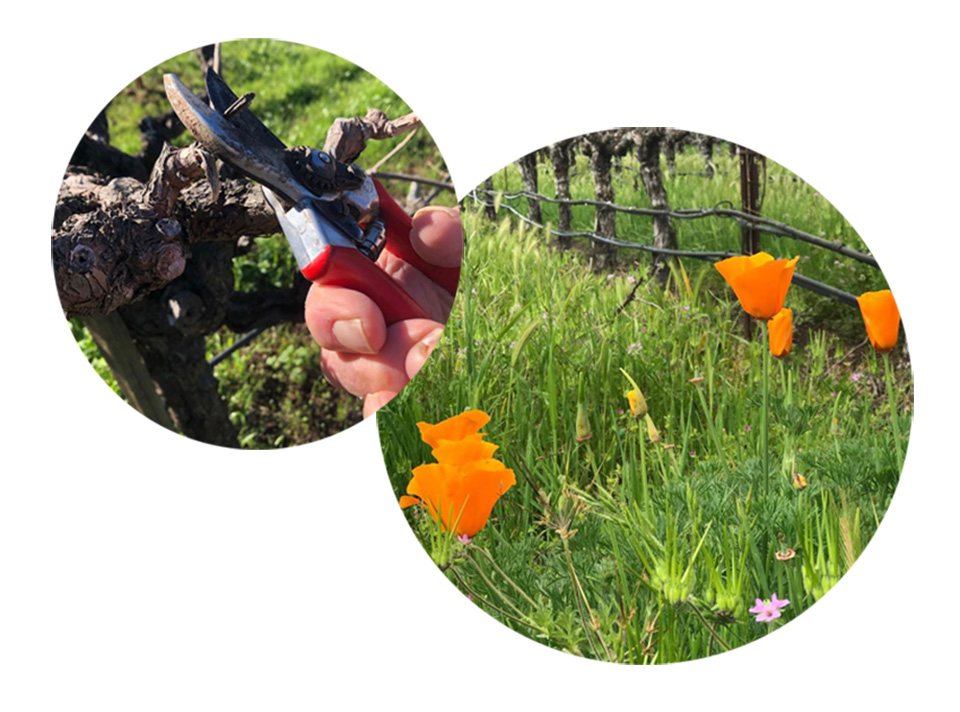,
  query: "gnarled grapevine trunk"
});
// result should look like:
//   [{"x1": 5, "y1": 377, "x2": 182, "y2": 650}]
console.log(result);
[
  {"x1": 582, "y1": 130, "x2": 631, "y2": 269},
  {"x1": 696, "y1": 133, "x2": 715, "y2": 178},
  {"x1": 547, "y1": 139, "x2": 575, "y2": 248},
  {"x1": 118, "y1": 241, "x2": 240, "y2": 446},
  {"x1": 635, "y1": 128, "x2": 678, "y2": 285},
  {"x1": 663, "y1": 128, "x2": 689, "y2": 179},
  {"x1": 482, "y1": 177, "x2": 496, "y2": 220},
  {"x1": 516, "y1": 151, "x2": 542, "y2": 225}
]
